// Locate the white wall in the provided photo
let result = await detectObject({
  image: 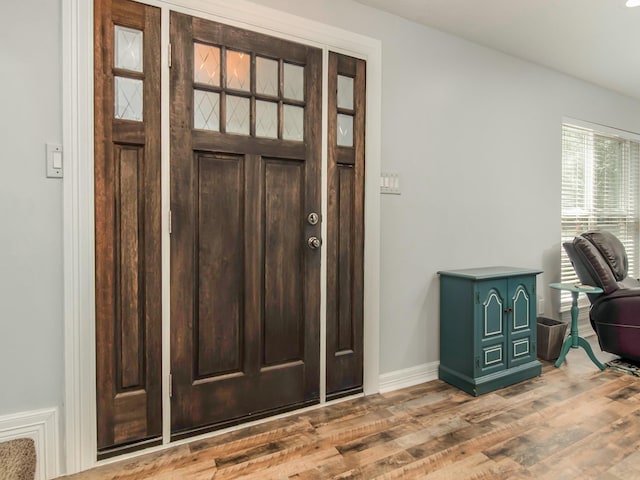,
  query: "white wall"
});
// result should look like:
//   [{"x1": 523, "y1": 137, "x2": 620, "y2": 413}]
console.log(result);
[
  {"x1": 0, "y1": 0, "x2": 64, "y2": 415},
  {"x1": 251, "y1": 0, "x2": 640, "y2": 373},
  {"x1": 3, "y1": 0, "x2": 640, "y2": 463}
]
